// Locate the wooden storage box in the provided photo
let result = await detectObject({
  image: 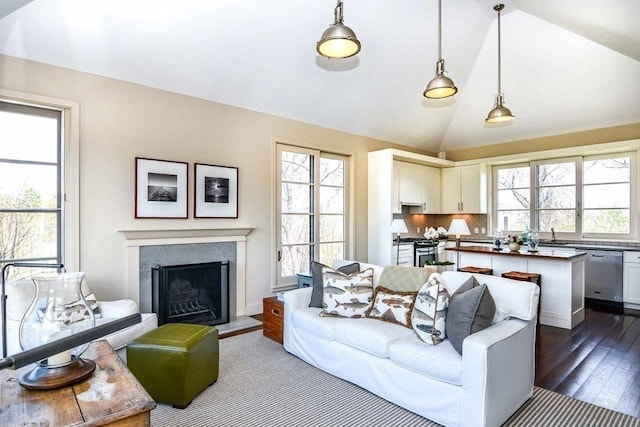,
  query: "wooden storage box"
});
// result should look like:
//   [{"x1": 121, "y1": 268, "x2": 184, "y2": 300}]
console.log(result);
[{"x1": 263, "y1": 296, "x2": 284, "y2": 344}]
